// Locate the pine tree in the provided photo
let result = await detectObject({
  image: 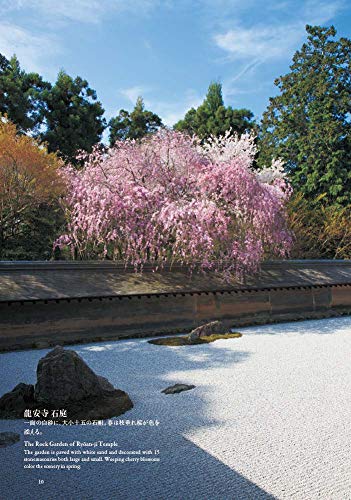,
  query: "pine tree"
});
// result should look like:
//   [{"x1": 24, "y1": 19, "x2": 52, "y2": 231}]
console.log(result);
[
  {"x1": 109, "y1": 96, "x2": 162, "y2": 145},
  {"x1": 41, "y1": 70, "x2": 106, "y2": 162},
  {"x1": 259, "y1": 25, "x2": 351, "y2": 205},
  {"x1": 0, "y1": 54, "x2": 48, "y2": 133},
  {"x1": 174, "y1": 82, "x2": 254, "y2": 139}
]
